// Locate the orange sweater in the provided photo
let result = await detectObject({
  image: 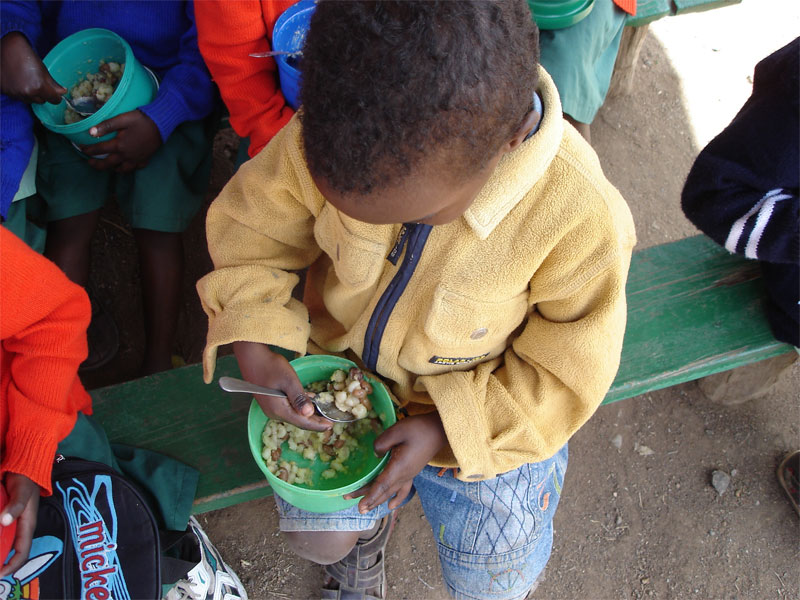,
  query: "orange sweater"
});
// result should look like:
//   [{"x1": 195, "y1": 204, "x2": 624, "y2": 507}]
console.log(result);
[
  {"x1": 194, "y1": 0, "x2": 297, "y2": 158},
  {"x1": 0, "y1": 227, "x2": 92, "y2": 496}
]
